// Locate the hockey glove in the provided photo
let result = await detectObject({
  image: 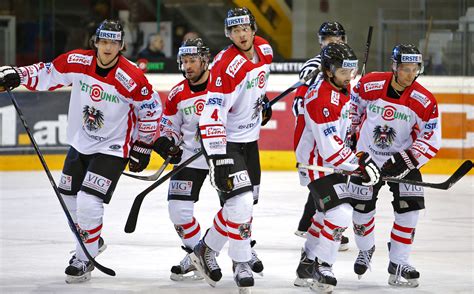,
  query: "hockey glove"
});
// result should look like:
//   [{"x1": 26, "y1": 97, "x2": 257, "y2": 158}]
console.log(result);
[
  {"x1": 0, "y1": 66, "x2": 22, "y2": 92},
  {"x1": 381, "y1": 149, "x2": 418, "y2": 179},
  {"x1": 356, "y1": 152, "x2": 381, "y2": 186},
  {"x1": 153, "y1": 136, "x2": 183, "y2": 164},
  {"x1": 208, "y1": 155, "x2": 234, "y2": 192},
  {"x1": 292, "y1": 96, "x2": 304, "y2": 116},
  {"x1": 261, "y1": 95, "x2": 272, "y2": 126},
  {"x1": 129, "y1": 141, "x2": 152, "y2": 172}
]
